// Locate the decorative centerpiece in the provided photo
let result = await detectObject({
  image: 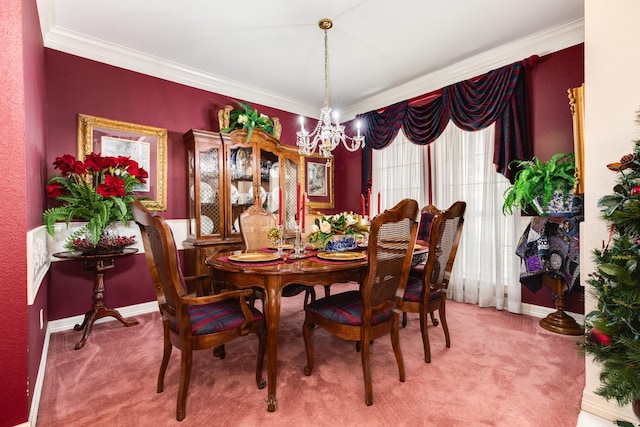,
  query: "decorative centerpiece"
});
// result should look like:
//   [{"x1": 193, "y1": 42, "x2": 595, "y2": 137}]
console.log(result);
[
  {"x1": 43, "y1": 153, "x2": 148, "y2": 254},
  {"x1": 220, "y1": 101, "x2": 280, "y2": 142},
  {"x1": 307, "y1": 212, "x2": 367, "y2": 252}
]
